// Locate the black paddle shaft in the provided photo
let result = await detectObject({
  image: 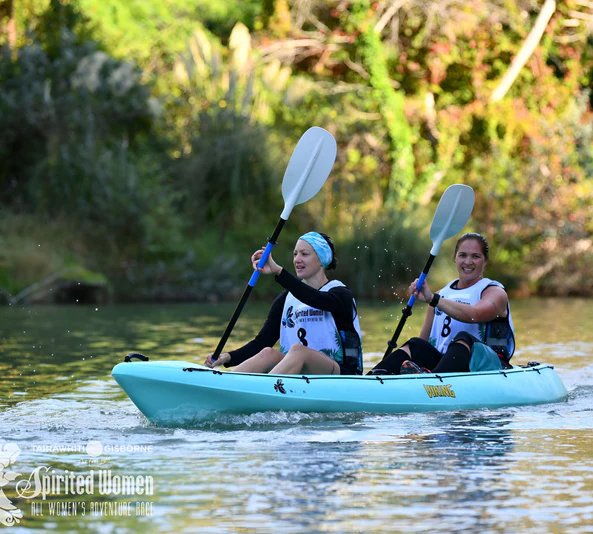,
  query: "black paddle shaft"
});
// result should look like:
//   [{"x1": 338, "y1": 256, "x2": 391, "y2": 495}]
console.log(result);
[
  {"x1": 212, "y1": 218, "x2": 287, "y2": 361},
  {"x1": 383, "y1": 254, "x2": 436, "y2": 359}
]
